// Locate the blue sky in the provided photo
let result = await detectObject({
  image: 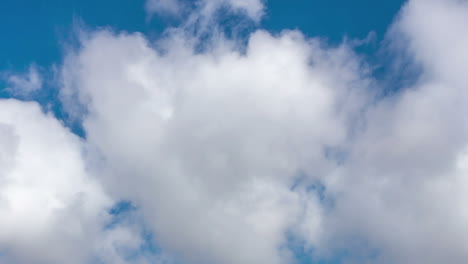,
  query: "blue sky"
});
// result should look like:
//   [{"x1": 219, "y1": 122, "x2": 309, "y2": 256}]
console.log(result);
[
  {"x1": 0, "y1": 0, "x2": 404, "y2": 71},
  {"x1": 2, "y1": 0, "x2": 468, "y2": 264}
]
